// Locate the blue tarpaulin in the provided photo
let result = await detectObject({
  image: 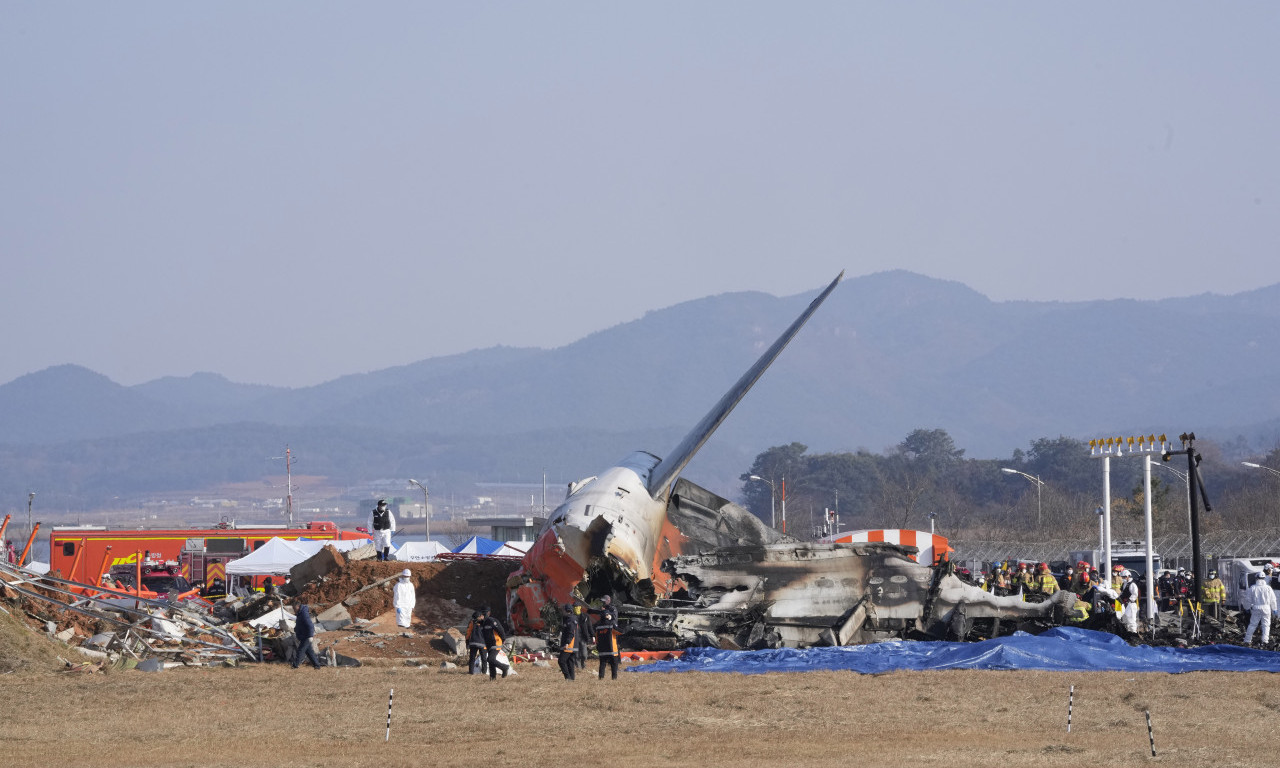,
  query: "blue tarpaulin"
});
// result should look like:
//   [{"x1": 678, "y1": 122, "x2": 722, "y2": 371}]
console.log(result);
[{"x1": 632, "y1": 627, "x2": 1280, "y2": 675}]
